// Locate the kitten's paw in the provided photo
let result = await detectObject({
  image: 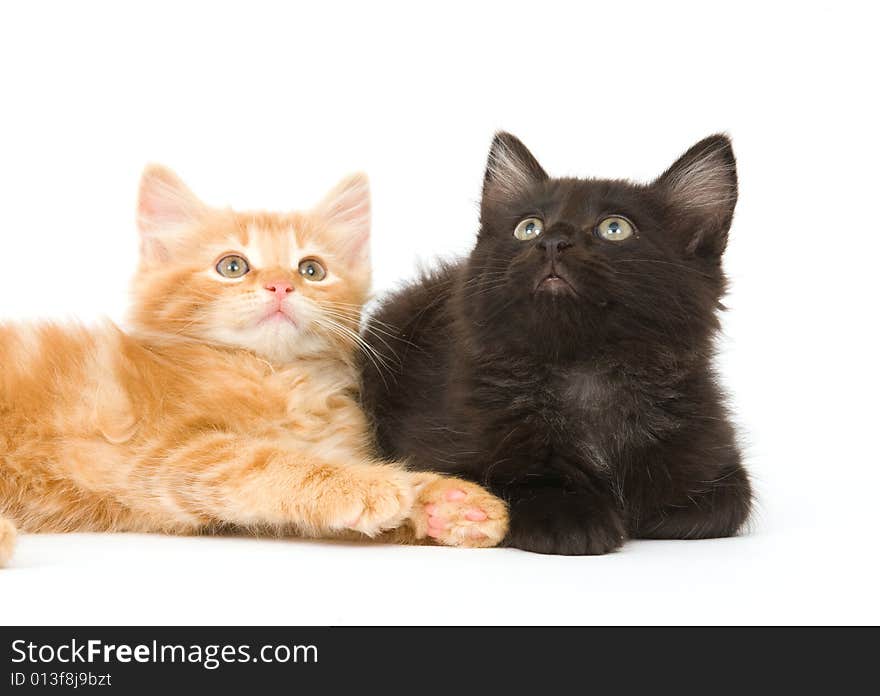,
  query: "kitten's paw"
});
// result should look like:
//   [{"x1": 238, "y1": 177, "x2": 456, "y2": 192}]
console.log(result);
[
  {"x1": 0, "y1": 517, "x2": 16, "y2": 568},
  {"x1": 339, "y1": 469, "x2": 417, "y2": 537},
  {"x1": 505, "y1": 489, "x2": 626, "y2": 556},
  {"x1": 410, "y1": 477, "x2": 509, "y2": 548}
]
